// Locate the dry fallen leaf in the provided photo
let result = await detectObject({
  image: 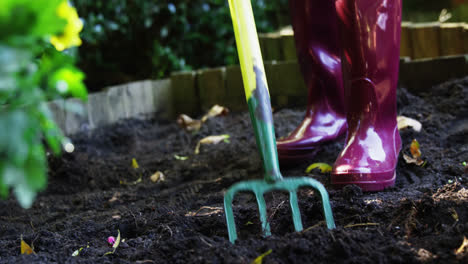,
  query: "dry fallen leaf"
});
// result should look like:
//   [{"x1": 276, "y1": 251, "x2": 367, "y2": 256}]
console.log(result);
[
  {"x1": 201, "y1": 105, "x2": 229, "y2": 122},
  {"x1": 305, "y1": 163, "x2": 332, "y2": 173},
  {"x1": 403, "y1": 154, "x2": 425, "y2": 166},
  {"x1": 150, "y1": 171, "x2": 165, "y2": 183},
  {"x1": 397, "y1": 116, "x2": 422, "y2": 132},
  {"x1": 404, "y1": 139, "x2": 425, "y2": 166},
  {"x1": 177, "y1": 114, "x2": 202, "y2": 132},
  {"x1": 174, "y1": 154, "x2": 188, "y2": 160},
  {"x1": 21, "y1": 238, "x2": 34, "y2": 255},
  {"x1": 108, "y1": 192, "x2": 121, "y2": 203},
  {"x1": 131, "y1": 158, "x2": 139, "y2": 169},
  {"x1": 449, "y1": 208, "x2": 459, "y2": 222},
  {"x1": 194, "y1": 135, "x2": 230, "y2": 154},
  {"x1": 119, "y1": 176, "x2": 142, "y2": 186},
  {"x1": 72, "y1": 244, "x2": 89, "y2": 257},
  {"x1": 72, "y1": 248, "x2": 81, "y2": 257},
  {"x1": 410, "y1": 139, "x2": 421, "y2": 158},
  {"x1": 417, "y1": 248, "x2": 435, "y2": 262},
  {"x1": 455, "y1": 236, "x2": 468, "y2": 255},
  {"x1": 251, "y1": 249, "x2": 272, "y2": 264},
  {"x1": 178, "y1": 105, "x2": 229, "y2": 132}
]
